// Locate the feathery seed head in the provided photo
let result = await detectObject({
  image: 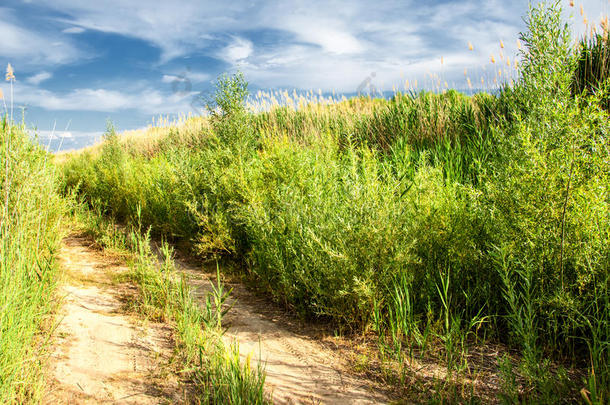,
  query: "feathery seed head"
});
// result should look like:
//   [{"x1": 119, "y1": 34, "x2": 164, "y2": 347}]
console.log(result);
[
  {"x1": 468, "y1": 42, "x2": 474, "y2": 51},
  {"x1": 5, "y1": 64, "x2": 15, "y2": 82},
  {"x1": 601, "y1": 16, "x2": 608, "y2": 32},
  {"x1": 246, "y1": 350, "x2": 253, "y2": 372}
]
